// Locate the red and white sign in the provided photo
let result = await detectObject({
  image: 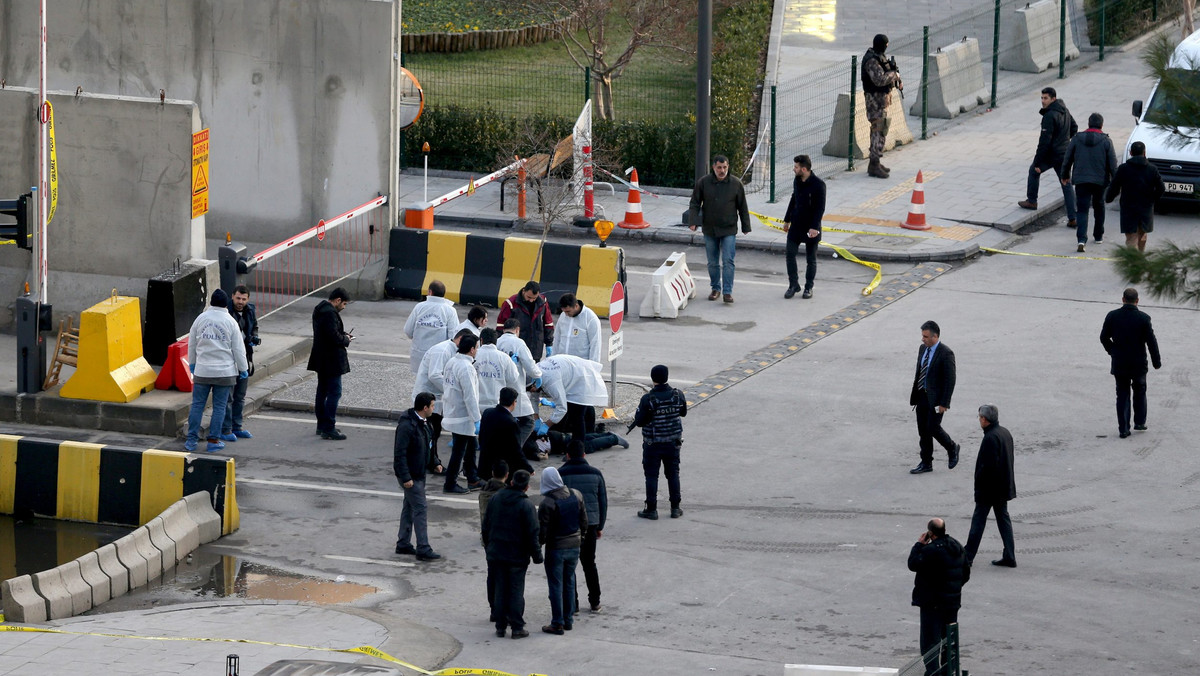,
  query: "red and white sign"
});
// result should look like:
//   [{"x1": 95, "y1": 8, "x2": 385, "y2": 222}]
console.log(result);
[
  {"x1": 609, "y1": 282, "x2": 624, "y2": 333},
  {"x1": 316, "y1": 219, "x2": 326, "y2": 241}
]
